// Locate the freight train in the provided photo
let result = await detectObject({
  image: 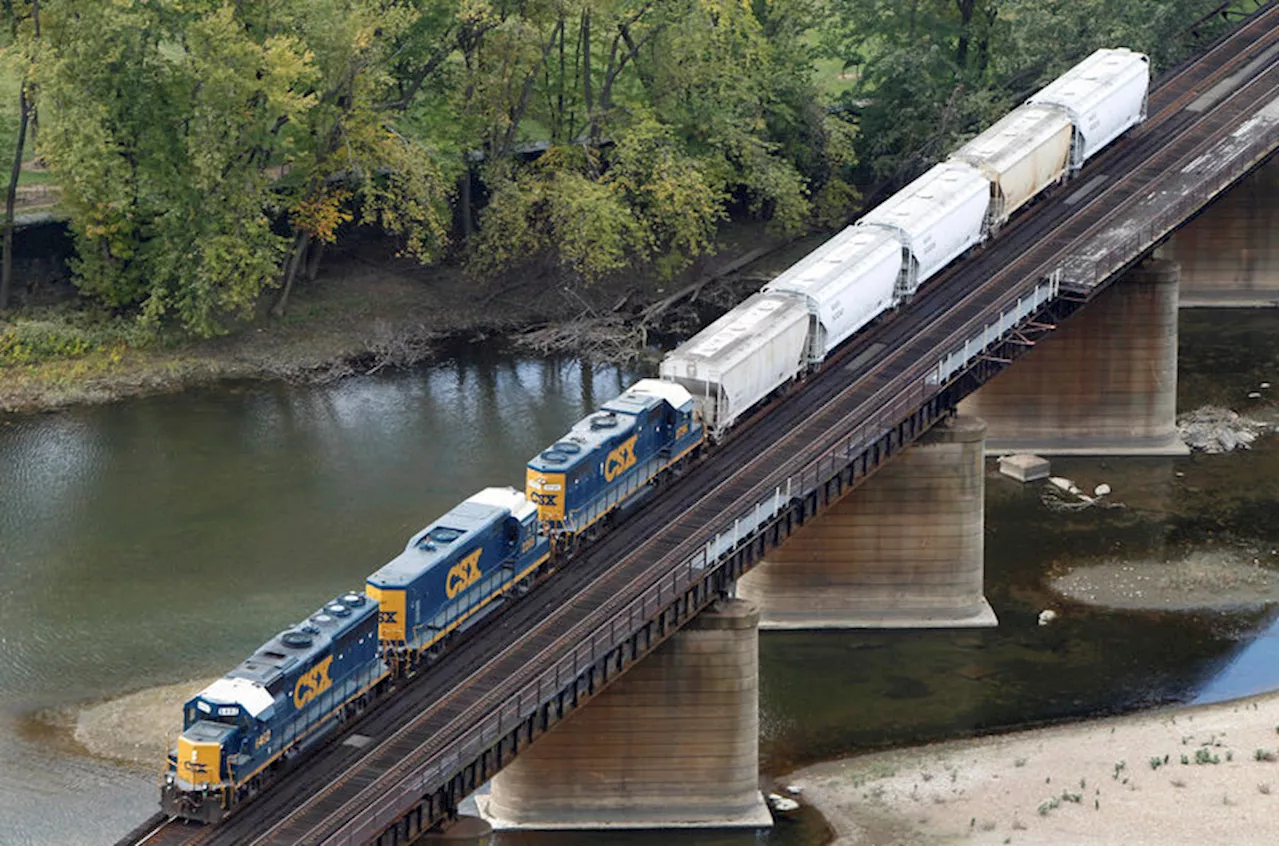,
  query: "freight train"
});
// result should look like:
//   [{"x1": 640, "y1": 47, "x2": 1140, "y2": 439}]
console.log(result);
[{"x1": 161, "y1": 47, "x2": 1148, "y2": 823}]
